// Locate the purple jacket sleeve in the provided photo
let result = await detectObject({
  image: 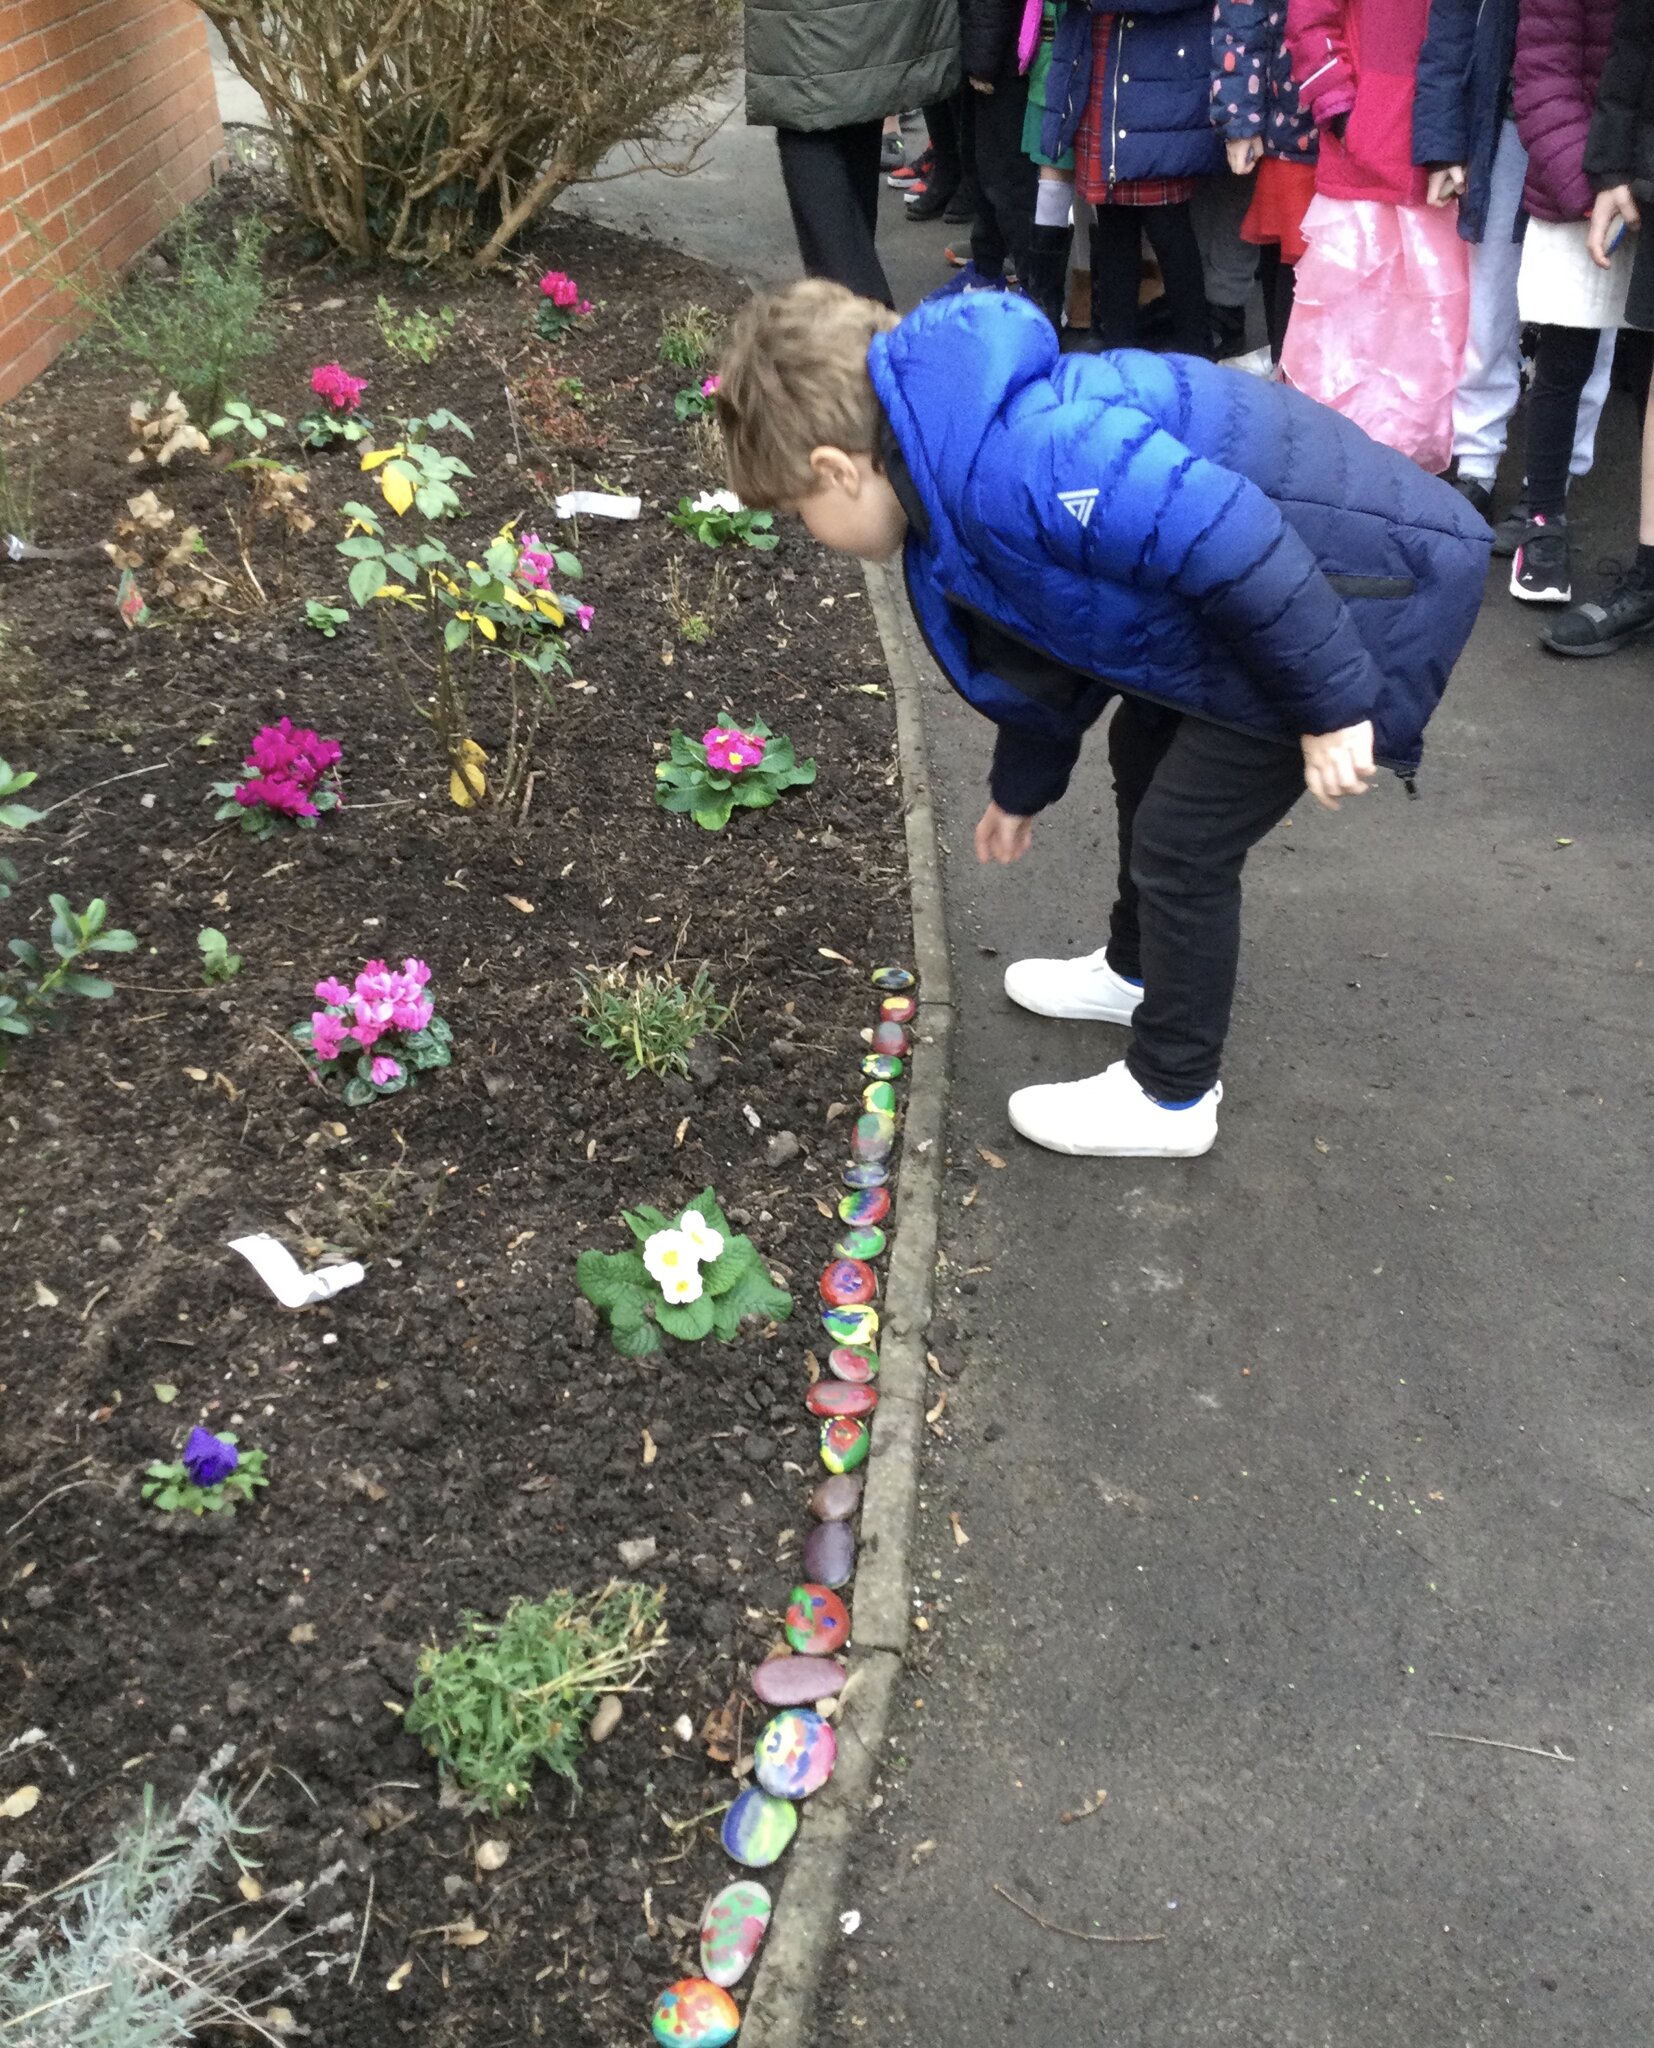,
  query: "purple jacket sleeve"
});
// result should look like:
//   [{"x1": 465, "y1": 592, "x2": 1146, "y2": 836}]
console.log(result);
[{"x1": 1512, "y1": 0, "x2": 1597, "y2": 220}]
